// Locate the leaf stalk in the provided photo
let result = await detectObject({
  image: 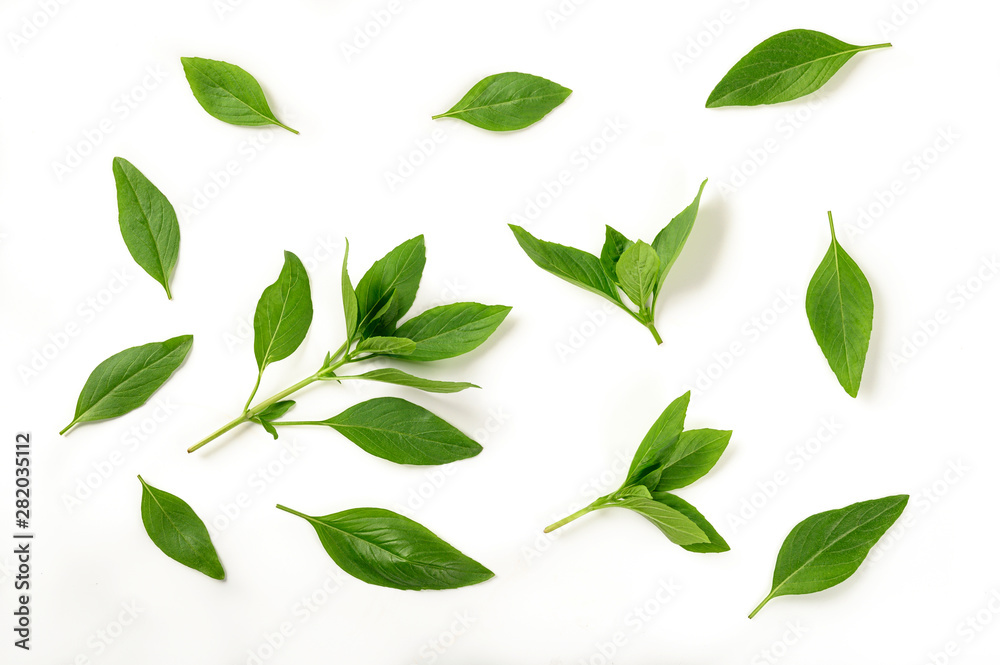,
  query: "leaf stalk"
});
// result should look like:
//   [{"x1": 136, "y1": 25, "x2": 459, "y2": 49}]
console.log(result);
[
  {"x1": 544, "y1": 496, "x2": 610, "y2": 533},
  {"x1": 187, "y1": 341, "x2": 352, "y2": 454}
]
